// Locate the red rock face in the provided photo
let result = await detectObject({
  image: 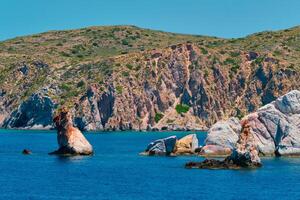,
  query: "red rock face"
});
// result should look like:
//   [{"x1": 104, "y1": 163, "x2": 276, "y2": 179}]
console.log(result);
[
  {"x1": 233, "y1": 120, "x2": 261, "y2": 164},
  {"x1": 50, "y1": 108, "x2": 93, "y2": 155}
]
